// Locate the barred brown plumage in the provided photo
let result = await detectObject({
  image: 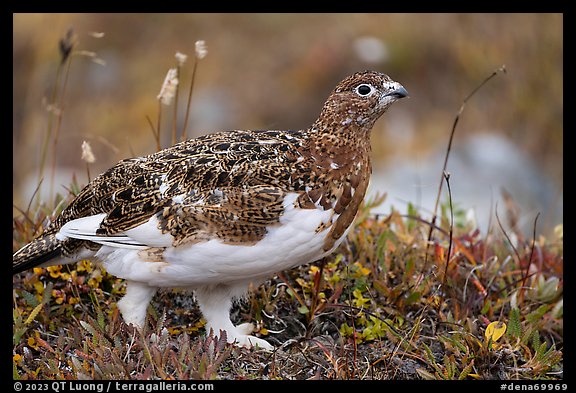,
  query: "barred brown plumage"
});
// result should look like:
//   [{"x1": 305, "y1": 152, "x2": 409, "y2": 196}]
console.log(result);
[{"x1": 13, "y1": 70, "x2": 408, "y2": 350}]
